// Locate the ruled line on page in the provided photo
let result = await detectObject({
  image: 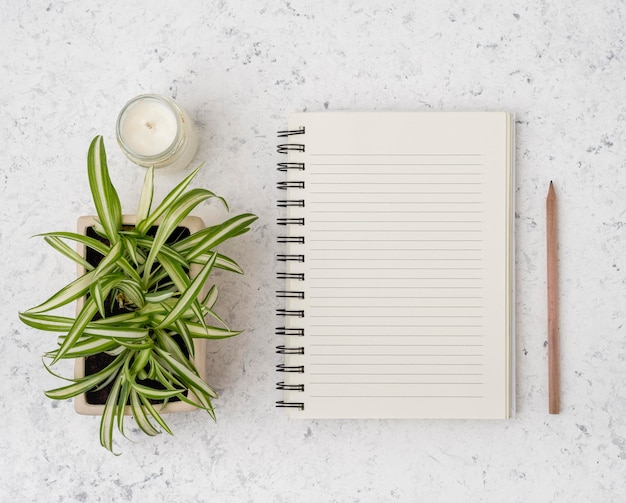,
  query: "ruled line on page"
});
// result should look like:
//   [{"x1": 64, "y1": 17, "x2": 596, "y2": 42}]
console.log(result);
[
  {"x1": 308, "y1": 258, "x2": 483, "y2": 261},
  {"x1": 309, "y1": 382, "x2": 484, "y2": 385},
  {"x1": 308, "y1": 153, "x2": 483, "y2": 157},
  {"x1": 308, "y1": 334, "x2": 485, "y2": 338},
  {"x1": 308, "y1": 395, "x2": 485, "y2": 399},
  {"x1": 308, "y1": 218, "x2": 482, "y2": 224},
  {"x1": 309, "y1": 344, "x2": 485, "y2": 347},
  {"x1": 308, "y1": 305, "x2": 482, "y2": 309},
  {"x1": 309, "y1": 324, "x2": 484, "y2": 327},
  {"x1": 309, "y1": 353, "x2": 484, "y2": 357},
  {"x1": 308, "y1": 293, "x2": 484, "y2": 298}
]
